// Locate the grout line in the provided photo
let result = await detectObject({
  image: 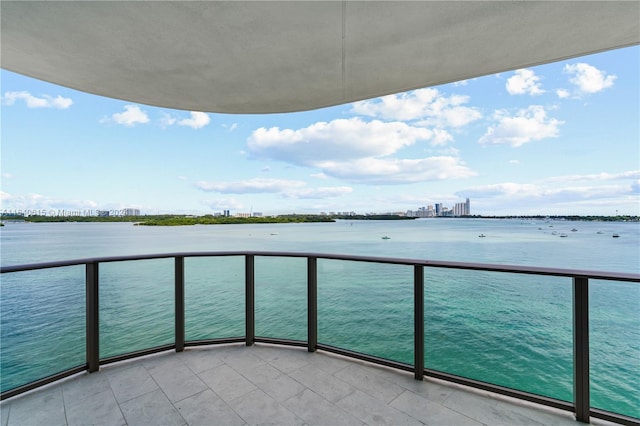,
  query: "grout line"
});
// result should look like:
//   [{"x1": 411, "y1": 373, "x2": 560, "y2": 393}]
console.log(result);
[
  {"x1": 3, "y1": 402, "x2": 11, "y2": 426},
  {"x1": 60, "y1": 384, "x2": 69, "y2": 426},
  {"x1": 141, "y1": 361, "x2": 189, "y2": 426}
]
